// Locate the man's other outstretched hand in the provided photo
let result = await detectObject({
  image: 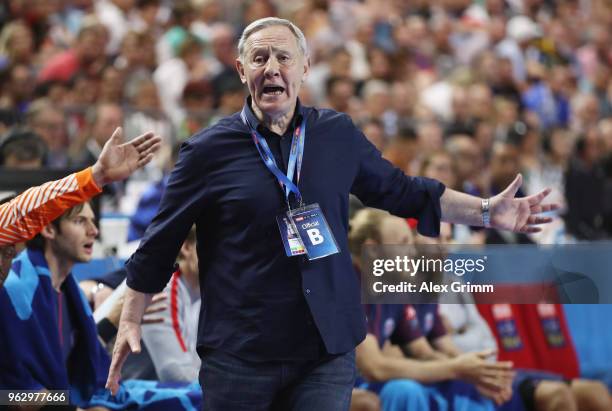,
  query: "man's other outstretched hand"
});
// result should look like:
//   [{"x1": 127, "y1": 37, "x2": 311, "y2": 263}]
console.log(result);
[{"x1": 92, "y1": 127, "x2": 162, "y2": 187}]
